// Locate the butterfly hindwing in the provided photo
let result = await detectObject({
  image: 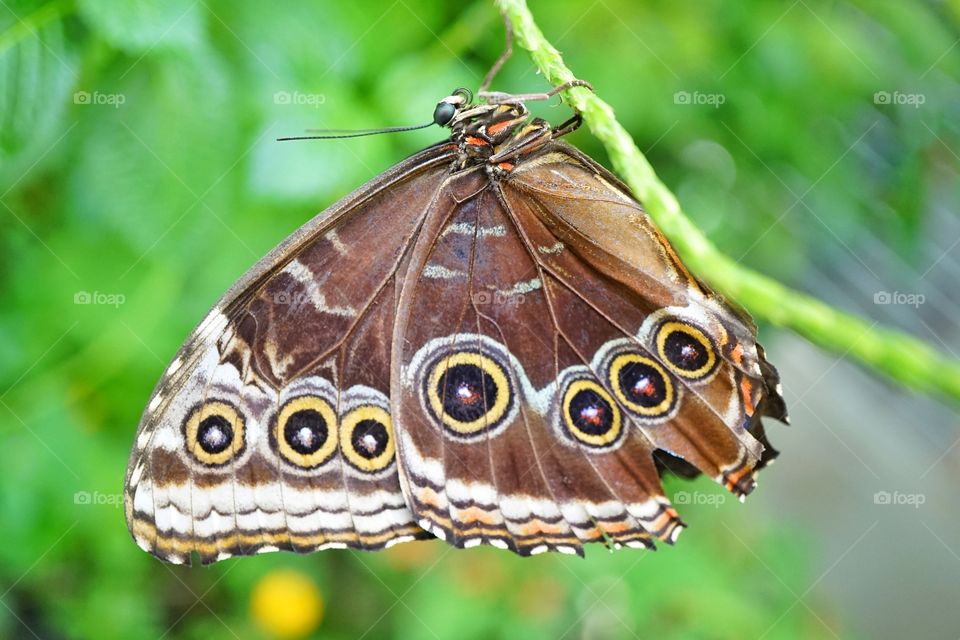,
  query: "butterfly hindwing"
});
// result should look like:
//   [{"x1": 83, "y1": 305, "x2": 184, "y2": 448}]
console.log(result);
[
  {"x1": 124, "y1": 144, "x2": 455, "y2": 564},
  {"x1": 503, "y1": 143, "x2": 784, "y2": 492},
  {"x1": 392, "y1": 141, "x2": 784, "y2": 556}
]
